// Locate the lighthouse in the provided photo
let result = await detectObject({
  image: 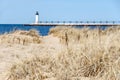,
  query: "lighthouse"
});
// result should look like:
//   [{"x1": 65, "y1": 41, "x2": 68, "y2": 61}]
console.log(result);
[{"x1": 35, "y1": 11, "x2": 39, "y2": 24}]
